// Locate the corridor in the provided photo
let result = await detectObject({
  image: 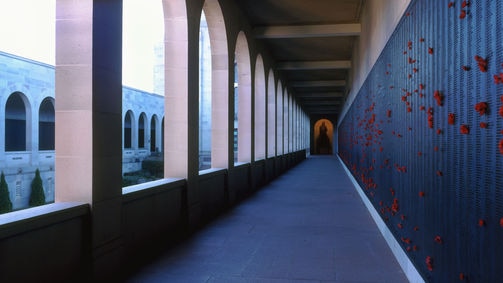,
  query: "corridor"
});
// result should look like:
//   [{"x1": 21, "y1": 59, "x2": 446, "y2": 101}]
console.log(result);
[{"x1": 125, "y1": 156, "x2": 408, "y2": 283}]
